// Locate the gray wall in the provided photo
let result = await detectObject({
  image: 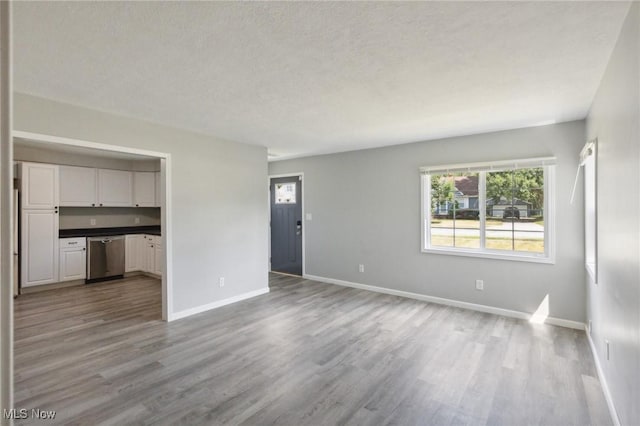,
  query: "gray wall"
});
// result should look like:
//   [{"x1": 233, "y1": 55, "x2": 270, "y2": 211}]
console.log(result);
[
  {"x1": 585, "y1": 3, "x2": 639, "y2": 425},
  {"x1": 14, "y1": 93, "x2": 269, "y2": 314},
  {"x1": 270, "y1": 121, "x2": 586, "y2": 322},
  {"x1": 59, "y1": 207, "x2": 160, "y2": 229}
]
